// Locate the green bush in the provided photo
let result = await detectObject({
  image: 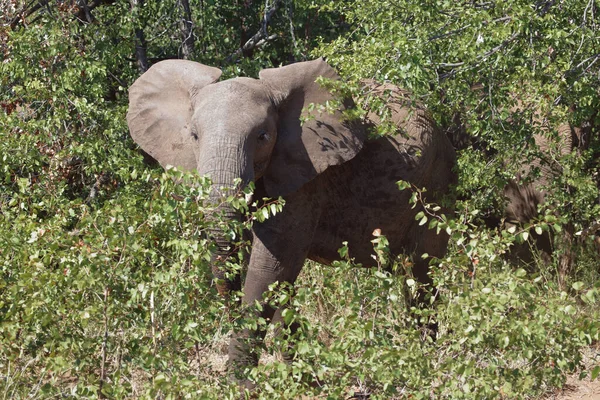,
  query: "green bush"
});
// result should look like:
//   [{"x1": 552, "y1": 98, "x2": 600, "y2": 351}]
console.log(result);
[{"x1": 1, "y1": 1, "x2": 599, "y2": 398}]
